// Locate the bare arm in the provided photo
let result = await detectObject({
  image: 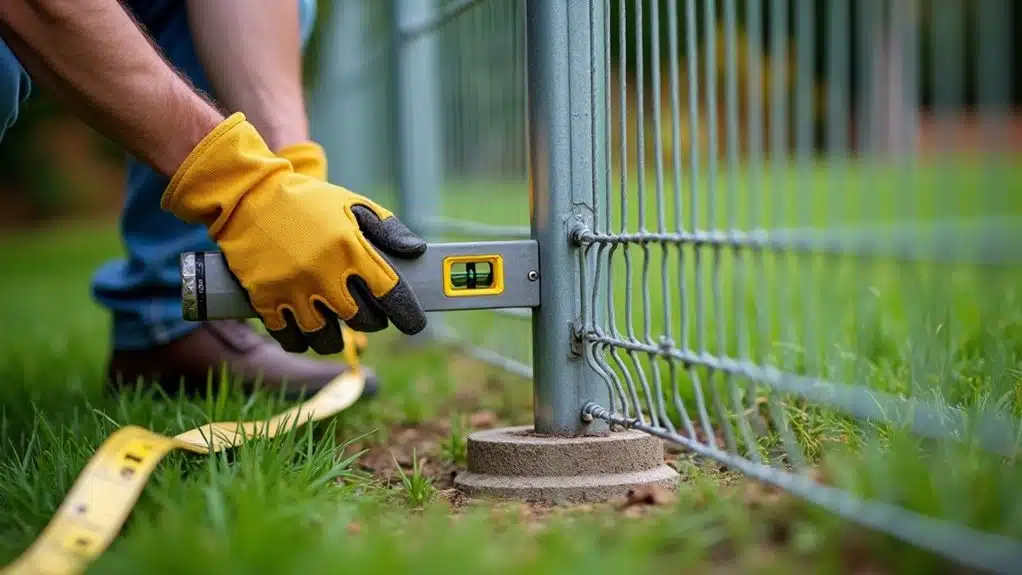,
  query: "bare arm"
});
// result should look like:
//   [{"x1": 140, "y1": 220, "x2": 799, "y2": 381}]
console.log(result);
[
  {"x1": 185, "y1": 0, "x2": 309, "y2": 152},
  {"x1": 0, "y1": 0, "x2": 224, "y2": 177}
]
